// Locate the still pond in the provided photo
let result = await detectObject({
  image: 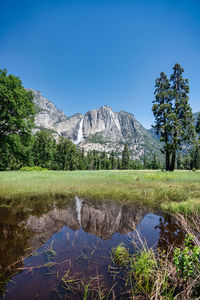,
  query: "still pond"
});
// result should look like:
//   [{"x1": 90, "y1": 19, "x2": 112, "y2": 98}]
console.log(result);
[{"x1": 0, "y1": 197, "x2": 185, "y2": 299}]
